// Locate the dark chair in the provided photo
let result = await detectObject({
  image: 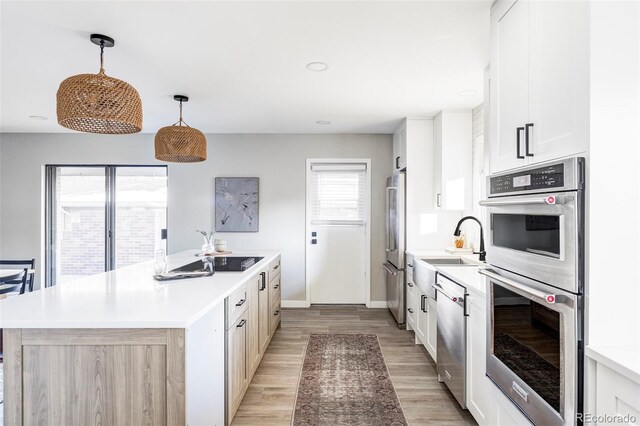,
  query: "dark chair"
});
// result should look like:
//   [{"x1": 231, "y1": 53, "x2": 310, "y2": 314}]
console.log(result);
[
  {"x1": 0, "y1": 259, "x2": 35, "y2": 360},
  {"x1": 0, "y1": 258, "x2": 36, "y2": 295}
]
